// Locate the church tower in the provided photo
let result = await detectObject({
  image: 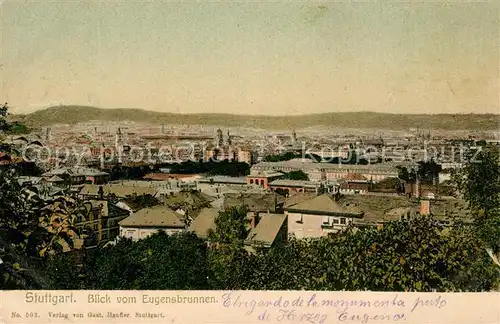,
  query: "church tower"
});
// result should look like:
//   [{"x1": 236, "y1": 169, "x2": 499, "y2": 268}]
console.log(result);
[
  {"x1": 215, "y1": 128, "x2": 224, "y2": 147},
  {"x1": 115, "y1": 127, "x2": 123, "y2": 163},
  {"x1": 45, "y1": 127, "x2": 52, "y2": 143}
]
